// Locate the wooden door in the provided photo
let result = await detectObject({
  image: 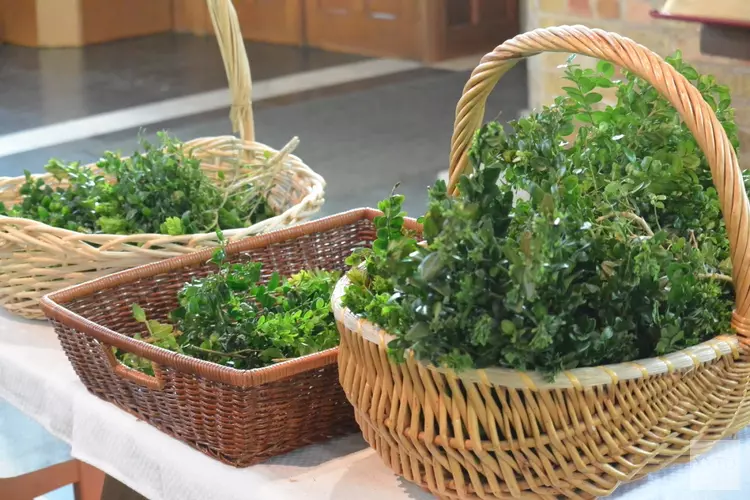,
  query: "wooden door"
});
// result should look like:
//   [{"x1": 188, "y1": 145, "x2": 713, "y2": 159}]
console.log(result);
[
  {"x1": 433, "y1": 0, "x2": 519, "y2": 61},
  {"x1": 81, "y1": 0, "x2": 172, "y2": 45},
  {"x1": 0, "y1": 0, "x2": 5, "y2": 42},
  {"x1": 0, "y1": 0, "x2": 38, "y2": 46},
  {"x1": 234, "y1": 0, "x2": 304, "y2": 45},
  {"x1": 173, "y1": 0, "x2": 304, "y2": 46},
  {"x1": 304, "y1": 0, "x2": 422, "y2": 59},
  {"x1": 173, "y1": 0, "x2": 213, "y2": 35}
]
